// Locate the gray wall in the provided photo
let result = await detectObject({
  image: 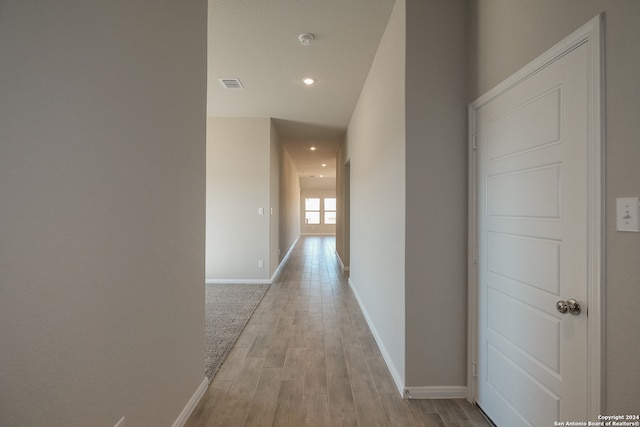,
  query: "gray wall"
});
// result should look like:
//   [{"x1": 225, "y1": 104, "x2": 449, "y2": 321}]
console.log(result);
[
  {"x1": 469, "y1": 0, "x2": 640, "y2": 413},
  {"x1": 206, "y1": 118, "x2": 273, "y2": 281},
  {"x1": 206, "y1": 117, "x2": 298, "y2": 281},
  {"x1": 405, "y1": 0, "x2": 469, "y2": 388},
  {"x1": 346, "y1": 0, "x2": 407, "y2": 386},
  {"x1": 336, "y1": 145, "x2": 350, "y2": 270},
  {"x1": 344, "y1": 0, "x2": 639, "y2": 408},
  {"x1": 279, "y1": 143, "x2": 302, "y2": 262},
  {"x1": 270, "y1": 123, "x2": 281, "y2": 273},
  {"x1": 346, "y1": 0, "x2": 469, "y2": 392},
  {"x1": 0, "y1": 1, "x2": 207, "y2": 425}
]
